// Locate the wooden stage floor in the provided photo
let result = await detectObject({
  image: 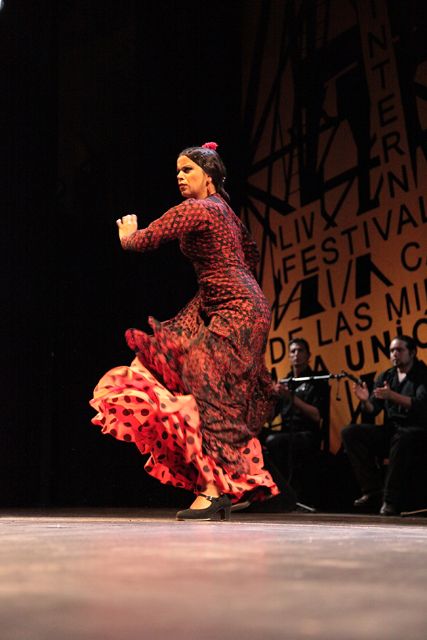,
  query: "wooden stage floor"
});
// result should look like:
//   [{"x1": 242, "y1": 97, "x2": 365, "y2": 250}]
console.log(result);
[{"x1": 1, "y1": 509, "x2": 426, "y2": 640}]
